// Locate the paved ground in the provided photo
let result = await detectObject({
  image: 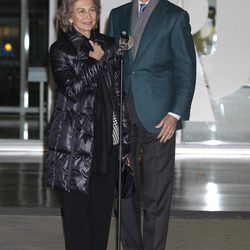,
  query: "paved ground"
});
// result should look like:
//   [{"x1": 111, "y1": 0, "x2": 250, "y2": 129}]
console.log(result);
[
  {"x1": 0, "y1": 213, "x2": 249, "y2": 250},
  {"x1": 0, "y1": 155, "x2": 250, "y2": 250}
]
